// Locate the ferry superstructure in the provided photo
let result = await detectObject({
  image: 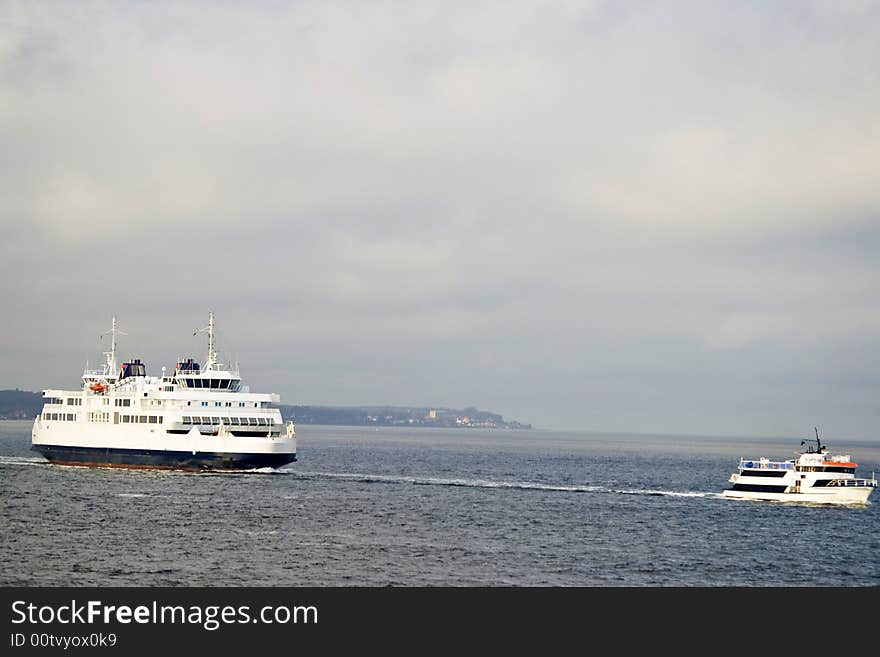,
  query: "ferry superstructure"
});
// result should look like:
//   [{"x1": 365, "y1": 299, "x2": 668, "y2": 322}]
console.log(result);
[
  {"x1": 722, "y1": 430, "x2": 876, "y2": 505},
  {"x1": 31, "y1": 314, "x2": 296, "y2": 471}
]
